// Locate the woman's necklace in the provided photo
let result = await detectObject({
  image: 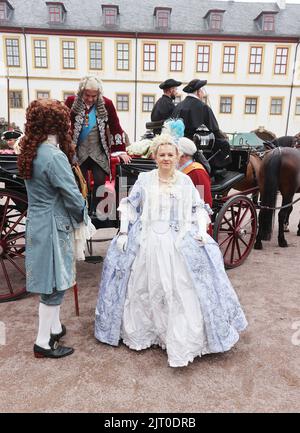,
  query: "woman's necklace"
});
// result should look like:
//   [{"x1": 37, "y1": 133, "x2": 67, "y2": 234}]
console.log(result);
[{"x1": 158, "y1": 171, "x2": 177, "y2": 186}]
